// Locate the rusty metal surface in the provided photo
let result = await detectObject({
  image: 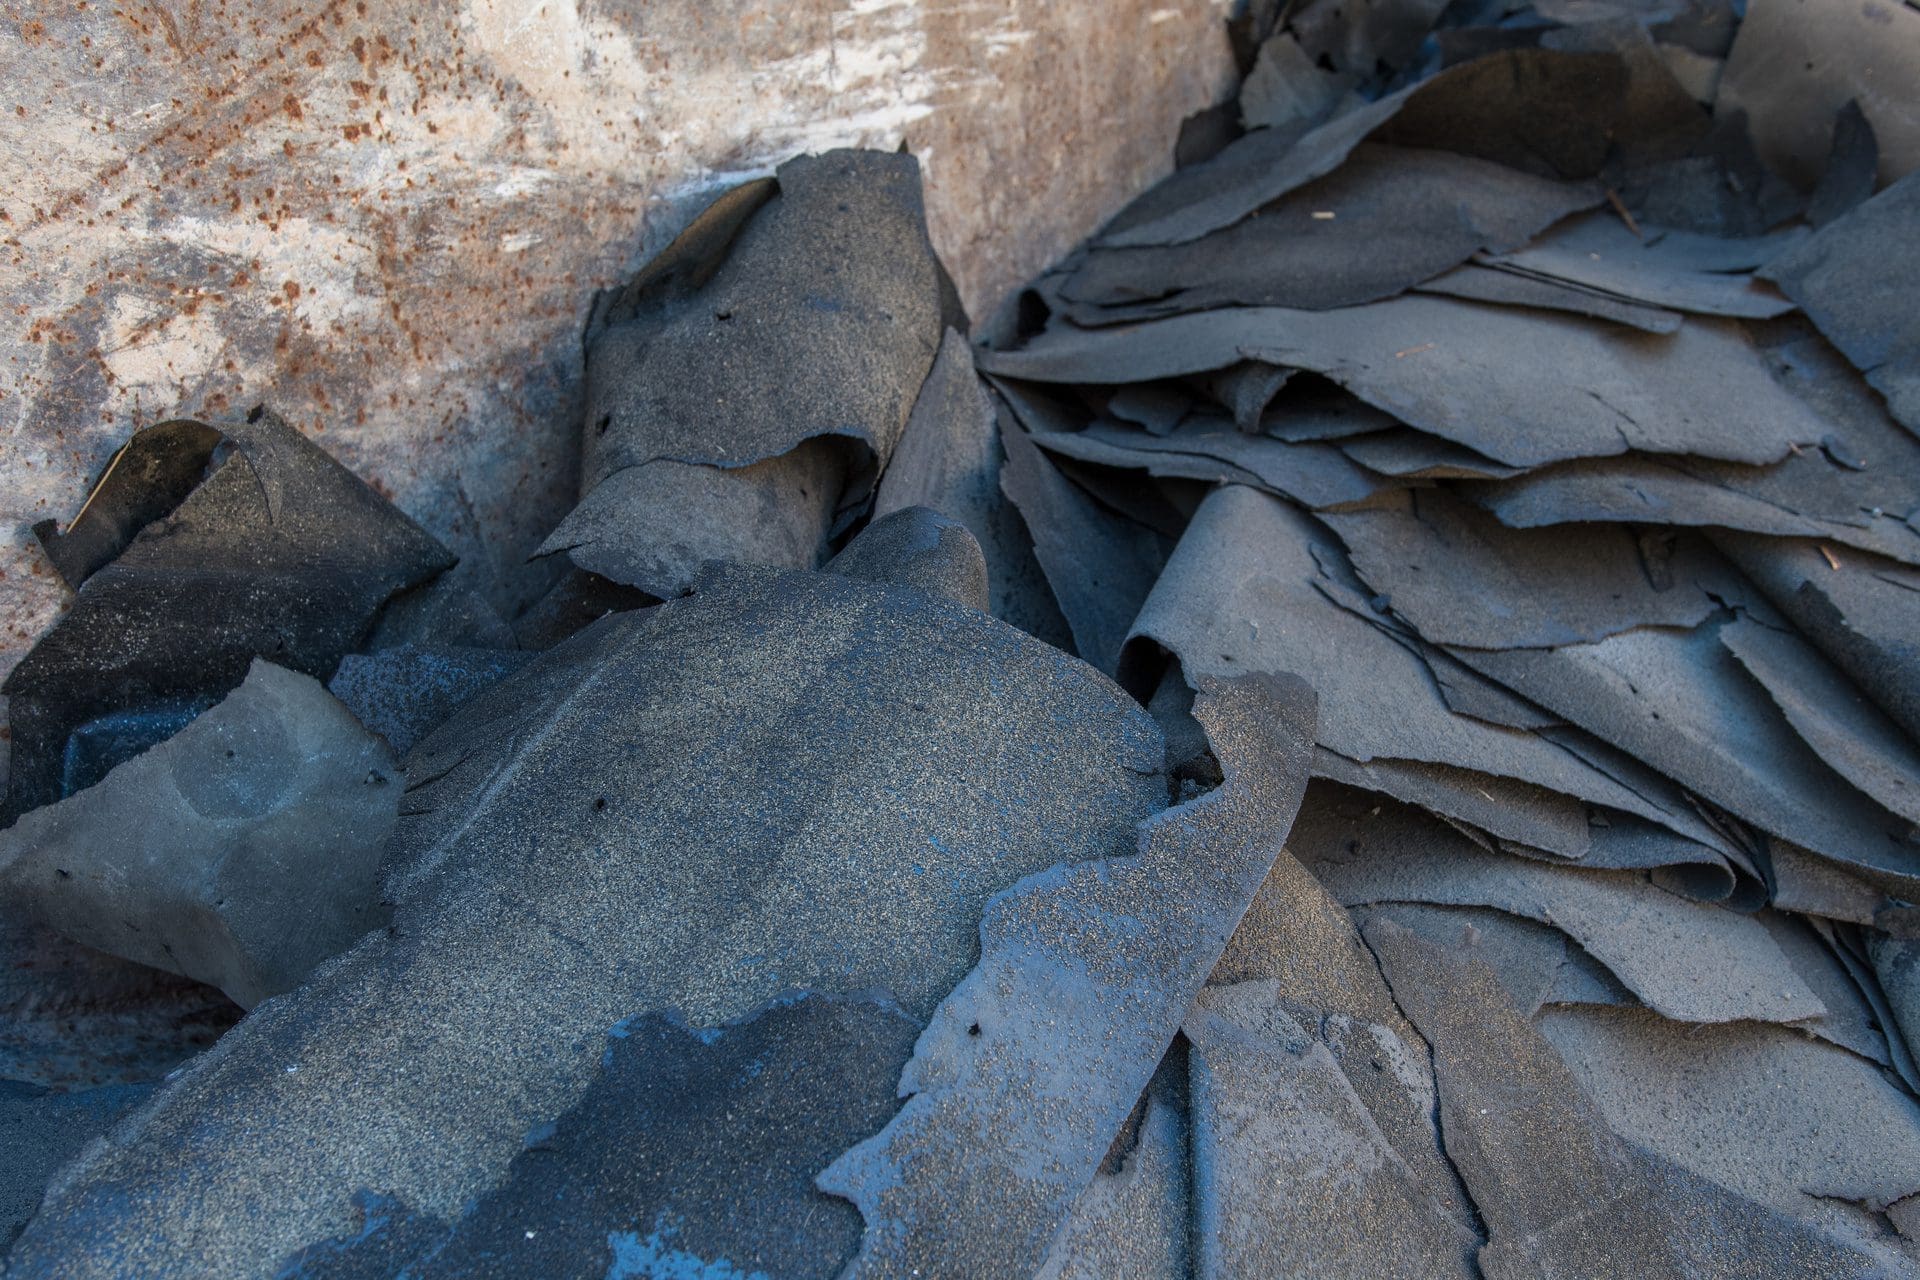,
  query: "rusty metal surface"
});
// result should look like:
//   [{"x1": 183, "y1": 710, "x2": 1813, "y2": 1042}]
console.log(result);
[{"x1": 0, "y1": 0, "x2": 1236, "y2": 686}]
